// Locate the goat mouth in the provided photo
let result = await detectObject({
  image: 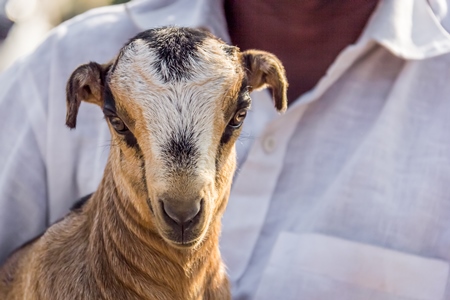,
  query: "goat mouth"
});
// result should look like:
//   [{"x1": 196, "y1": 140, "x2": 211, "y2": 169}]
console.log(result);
[
  {"x1": 169, "y1": 238, "x2": 201, "y2": 249},
  {"x1": 160, "y1": 208, "x2": 205, "y2": 247},
  {"x1": 159, "y1": 232, "x2": 203, "y2": 249},
  {"x1": 164, "y1": 224, "x2": 207, "y2": 248}
]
